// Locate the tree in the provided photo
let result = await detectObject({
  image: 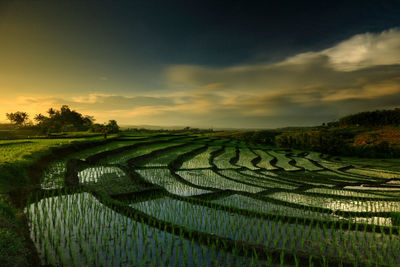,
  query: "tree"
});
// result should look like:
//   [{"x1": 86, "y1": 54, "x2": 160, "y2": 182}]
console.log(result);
[
  {"x1": 106, "y1": 120, "x2": 119, "y2": 133},
  {"x1": 34, "y1": 113, "x2": 47, "y2": 123},
  {"x1": 6, "y1": 111, "x2": 29, "y2": 126}
]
